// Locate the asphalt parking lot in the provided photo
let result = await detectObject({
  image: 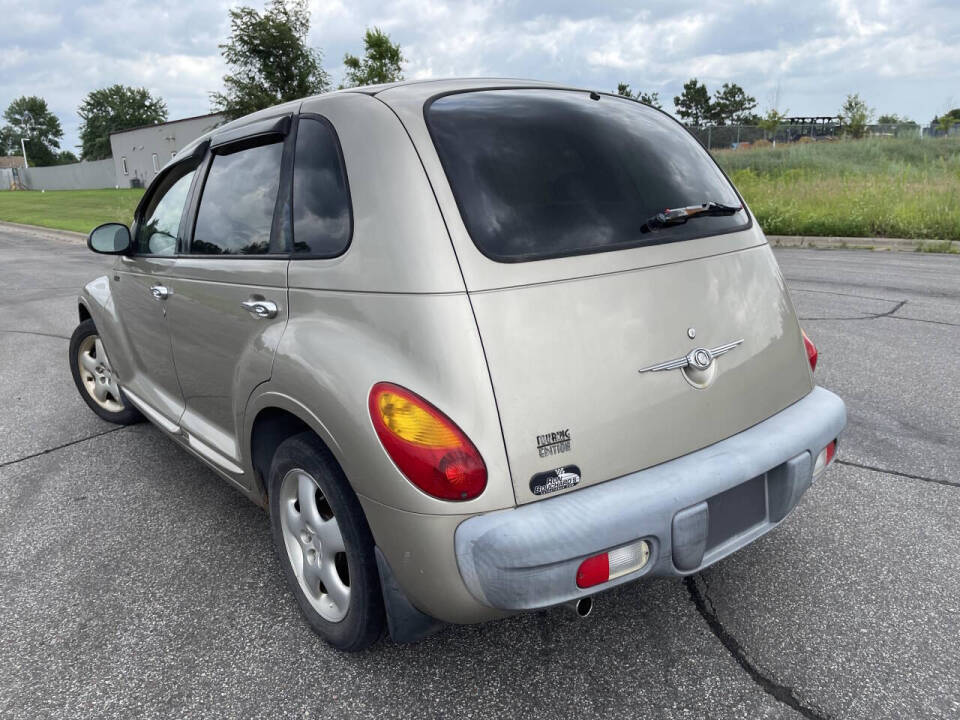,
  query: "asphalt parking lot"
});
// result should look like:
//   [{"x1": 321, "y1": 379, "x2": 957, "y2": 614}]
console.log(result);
[{"x1": 1, "y1": 227, "x2": 957, "y2": 719}]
